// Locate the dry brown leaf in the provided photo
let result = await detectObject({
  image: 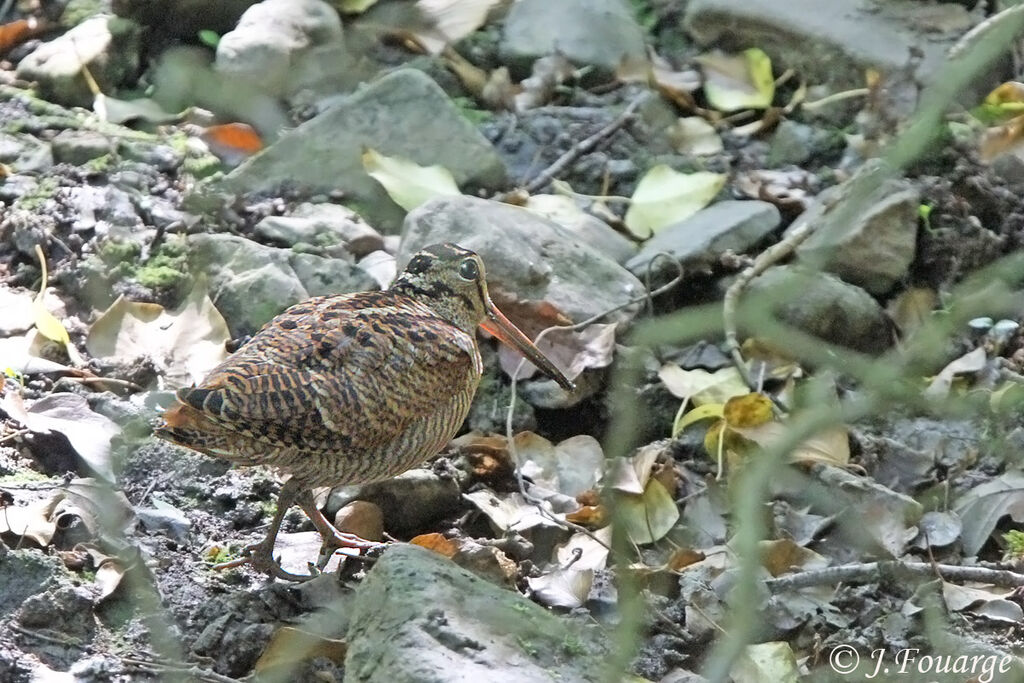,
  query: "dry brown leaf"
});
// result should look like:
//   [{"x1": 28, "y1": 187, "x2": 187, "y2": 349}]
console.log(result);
[
  {"x1": 666, "y1": 547, "x2": 706, "y2": 571},
  {"x1": 515, "y1": 55, "x2": 574, "y2": 112},
  {"x1": 410, "y1": 532, "x2": 460, "y2": 558},
  {"x1": 0, "y1": 17, "x2": 44, "y2": 55},
  {"x1": 980, "y1": 114, "x2": 1024, "y2": 162},
  {"x1": 565, "y1": 504, "x2": 606, "y2": 527},
  {"x1": 0, "y1": 500, "x2": 56, "y2": 547},
  {"x1": 886, "y1": 287, "x2": 937, "y2": 338},
  {"x1": 924, "y1": 347, "x2": 988, "y2": 400},
  {"x1": 2, "y1": 392, "x2": 120, "y2": 481},
  {"x1": 722, "y1": 393, "x2": 774, "y2": 429},
  {"x1": 758, "y1": 538, "x2": 827, "y2": 577},
  {"x1": 256, "y1": 626, "x2": 347, "y2": 673},
  {"x1": 527, "y1": 567, "x2": 593, "y2": 609},
  {"x1": 86, "y1": 282, "x2": 229, "y2": 389},
  {"x1": 499, "y1": 322, "x2": 616, "y2": 384}
]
